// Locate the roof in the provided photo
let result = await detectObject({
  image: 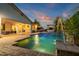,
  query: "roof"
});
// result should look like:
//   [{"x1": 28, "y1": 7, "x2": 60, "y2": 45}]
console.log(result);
[{"x1": 8, "y1": 3, "x2": 32, "y2": 24}]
